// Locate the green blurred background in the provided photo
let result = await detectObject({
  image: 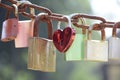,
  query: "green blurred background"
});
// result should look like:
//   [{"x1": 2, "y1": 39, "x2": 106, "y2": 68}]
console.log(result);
[{"x1": 0, "y1": 0, "x2": 120, "y2": 80}]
